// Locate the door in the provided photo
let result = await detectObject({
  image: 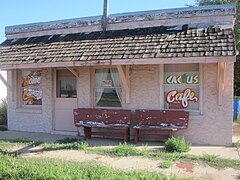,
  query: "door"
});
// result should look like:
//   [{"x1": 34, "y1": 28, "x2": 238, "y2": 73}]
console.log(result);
[{"x1": 54, "y1": 69, "x2": 78, "y2": 132}]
